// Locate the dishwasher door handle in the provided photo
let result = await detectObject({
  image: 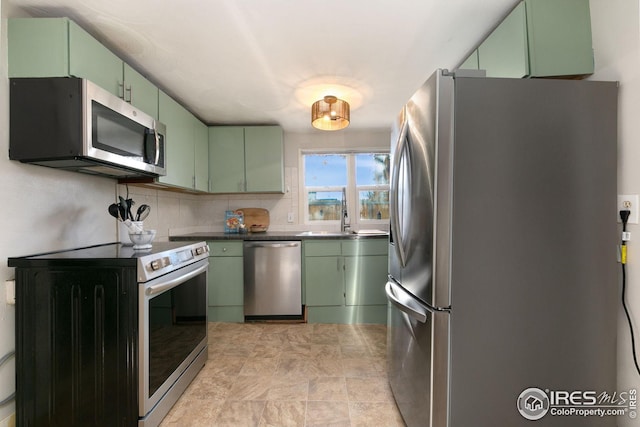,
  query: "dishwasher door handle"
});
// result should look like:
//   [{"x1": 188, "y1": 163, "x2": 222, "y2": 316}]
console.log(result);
[{"x1": 244, "y1": 242, "x2": 300, "y2": 248}]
